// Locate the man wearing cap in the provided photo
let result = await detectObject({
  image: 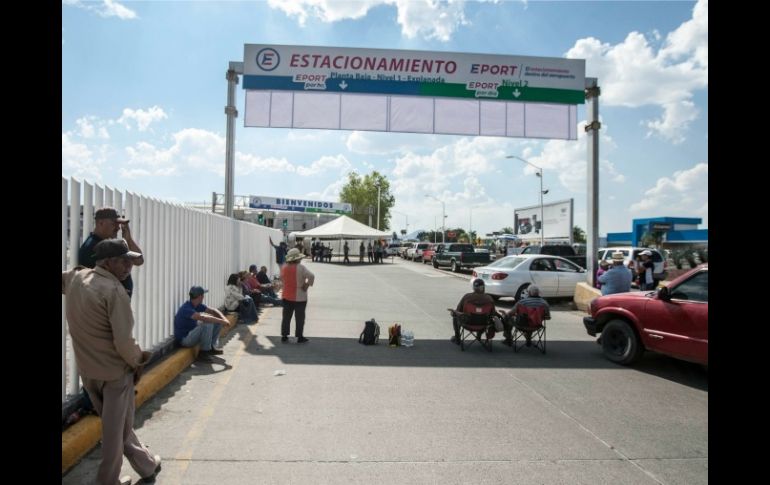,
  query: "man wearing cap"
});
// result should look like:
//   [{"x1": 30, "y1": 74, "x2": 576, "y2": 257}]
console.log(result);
[
  {"x1": 502, "y1": 285, "x2": 551, "y2": 347},
  {"x1": 173, "y1": 285, "x2": 230, "y2": 362},
  {"x1": 449, "y1": 278, "x2": 497, "y2": 345},
  {"x1": 280, "y1": 248, "x2": 315, "y2": 343},
  {"x1": 62, "y1": 239, "x2": 161, "y2": 485},
  {"x1": 637, "y1": 250, "x2": 657, "y2": 290},
  {"x1": 598, "y1": 251, "x2": 634, "y2": 295},
  {"x1": 79, "y1": 207, "x2": 145, "y2": 298}
]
